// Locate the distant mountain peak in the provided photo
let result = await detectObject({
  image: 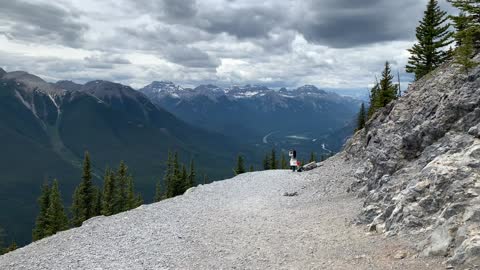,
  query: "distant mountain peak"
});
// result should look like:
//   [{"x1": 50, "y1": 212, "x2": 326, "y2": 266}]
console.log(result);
[
  {"x1": 55, "y1": 80, "x2": 83, "y2": 92},
  {"x1": 1, "y1": 71, "x2": 64, "y2": 95}
]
